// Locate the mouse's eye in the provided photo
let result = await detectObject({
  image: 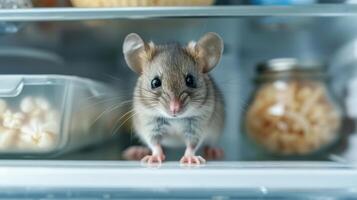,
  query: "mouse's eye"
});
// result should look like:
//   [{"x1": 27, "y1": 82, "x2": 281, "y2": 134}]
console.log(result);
[
  {"x1": 151, "y1": 77, "x2": 161, "y2": 89},
  {"x1": 185, "y1": 74, "x2": 196, "y2": 88}
]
